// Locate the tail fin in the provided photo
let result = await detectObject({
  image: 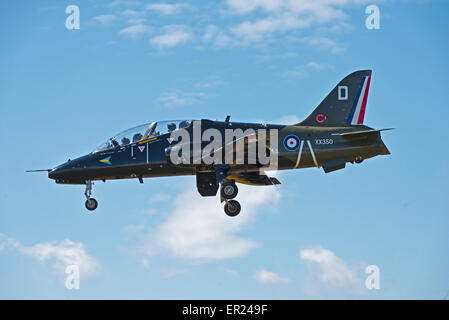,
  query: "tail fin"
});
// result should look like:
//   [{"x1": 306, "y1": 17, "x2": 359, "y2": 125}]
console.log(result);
[{"x1": 298, "y1": 70, "x2": 372, "y2": 126}]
